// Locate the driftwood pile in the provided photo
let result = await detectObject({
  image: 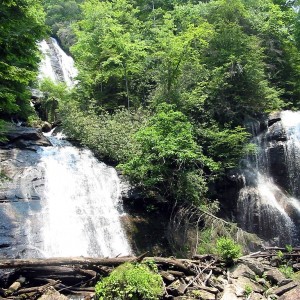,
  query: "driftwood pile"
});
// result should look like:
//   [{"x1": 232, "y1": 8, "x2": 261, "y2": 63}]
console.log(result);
[
  {"x1": 1, "y1": 247, "x2": 300, "y2": 299},
  {"x1": 0, "y1": 254, "x2": 224, "y2": 299}
]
